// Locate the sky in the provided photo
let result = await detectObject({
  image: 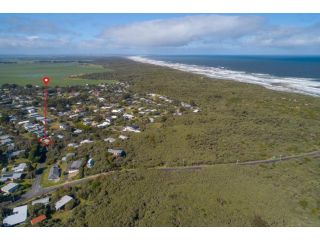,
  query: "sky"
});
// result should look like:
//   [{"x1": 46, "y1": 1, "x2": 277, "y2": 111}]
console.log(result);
[{"x1": 0, "y1": 13, "x2": 320, "y2": 55}]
